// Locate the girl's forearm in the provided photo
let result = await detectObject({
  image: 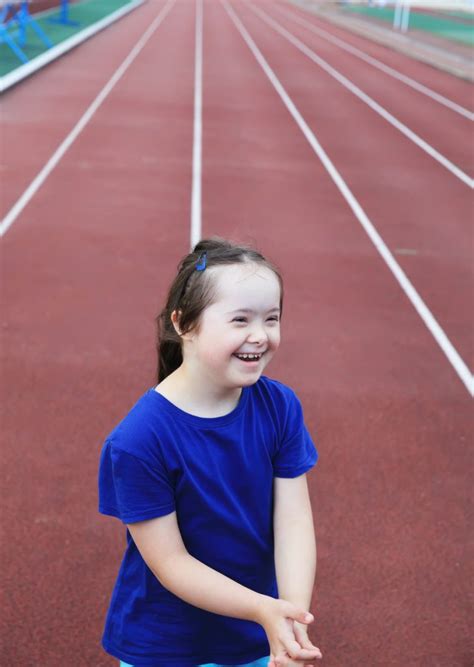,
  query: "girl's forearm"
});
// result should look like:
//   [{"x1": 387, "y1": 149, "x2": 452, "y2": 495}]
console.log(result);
[
  {"x1": 155, "y1": 551, "x2": 269, "y2": 623},
  {"x1": 274, "y1": 516, "x2": 317, "y2": 611}
]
